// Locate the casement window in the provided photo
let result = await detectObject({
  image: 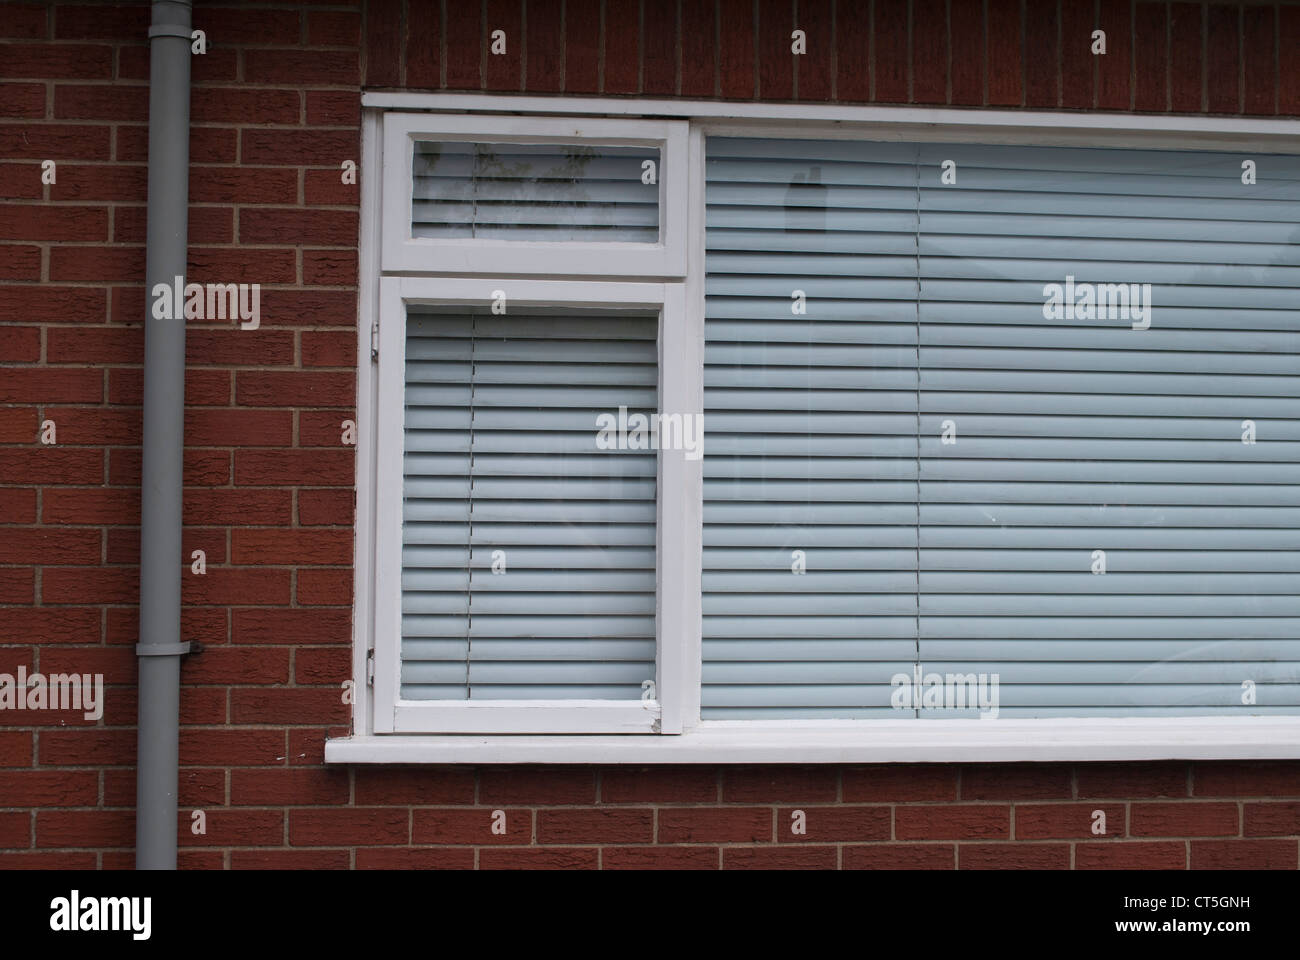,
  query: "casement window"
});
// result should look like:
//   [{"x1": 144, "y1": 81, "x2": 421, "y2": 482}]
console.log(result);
[{"x1": 334, "y1": 96, "x2": 1300, "y2": 763}]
